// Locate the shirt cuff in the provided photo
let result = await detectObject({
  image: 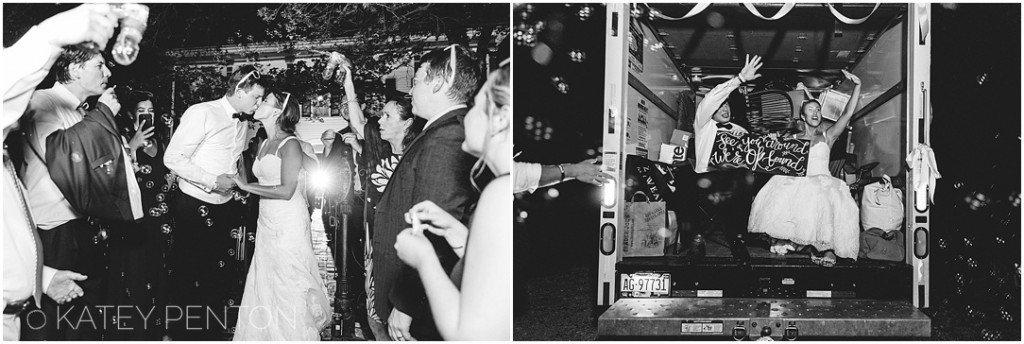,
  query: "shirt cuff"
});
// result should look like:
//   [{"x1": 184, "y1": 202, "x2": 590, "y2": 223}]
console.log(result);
[
  {"x1": 514, "y1": 162, "x2": 542, "y2": 193},
  {"x1": 41, "y1": 266, "x2": 57, "y2": 294},
  {"x1": 201, "y1": 173, "x2": 218, "y2": 192}
]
